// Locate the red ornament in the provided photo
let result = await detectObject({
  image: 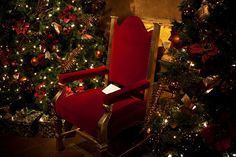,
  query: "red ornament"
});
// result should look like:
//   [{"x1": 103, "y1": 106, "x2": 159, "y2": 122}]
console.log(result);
[
  {"x1": 31, "y1": 57, "x2": 39, "y2": 66},
  {"x1": 37, "y1": 53, "x2": 45, "y2": 61},
  {"x1": 95, "y1": 50, "x2": 103, "y2": 58},
  {"x1": 169, "y1": 30, "x2": 183, "y2": 49}
]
